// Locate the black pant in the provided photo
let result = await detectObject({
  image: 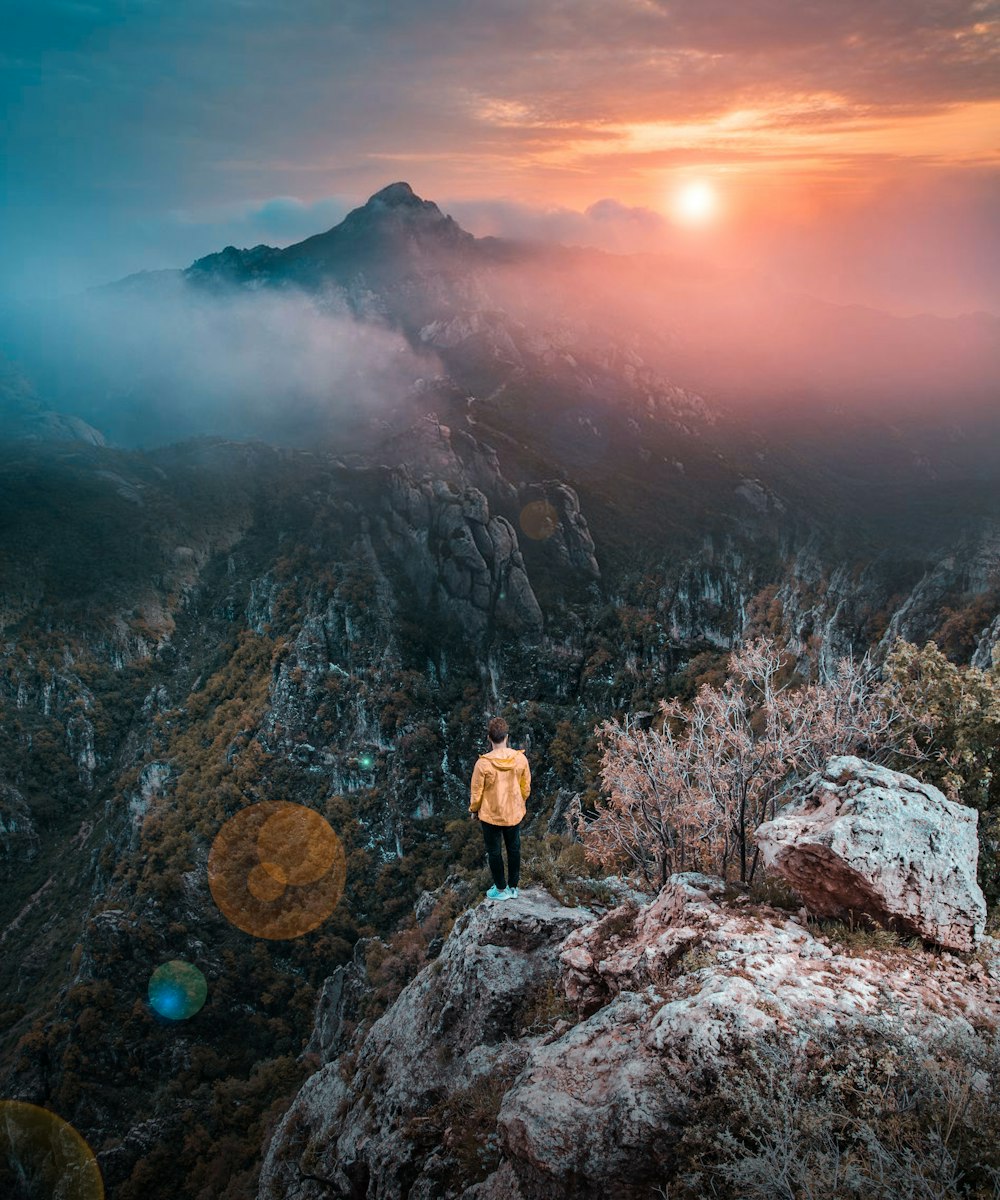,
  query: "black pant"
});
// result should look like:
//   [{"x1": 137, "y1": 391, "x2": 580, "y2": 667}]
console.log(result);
[{"x1": 480, "y1": 818, "x2": 521, "y2": 890}]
